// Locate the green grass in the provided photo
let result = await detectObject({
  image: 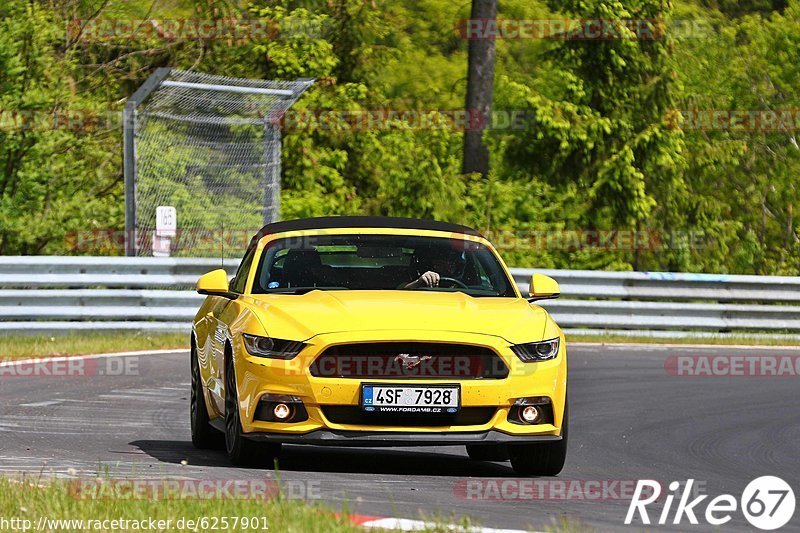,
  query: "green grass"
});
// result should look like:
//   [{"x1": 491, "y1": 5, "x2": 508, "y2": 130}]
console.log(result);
[
  {"x1": 0, "y1": 477, "x2": 363, "y2": 533},
  {"x1": 0, "y1": 333, "x2": 188, "y2": 359},
  {"x1": 0, "y1": 476, "x2": 552, "y2": 532},
  {"x1": 543, "y1": 515, "x2": 595, "y2": 533},
  {"x1": 568, "y1": 333, "x2": 800, "y2": 346},
  {"x1": 2, "y1": 330, "x2": 797, "y2": 361}
]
